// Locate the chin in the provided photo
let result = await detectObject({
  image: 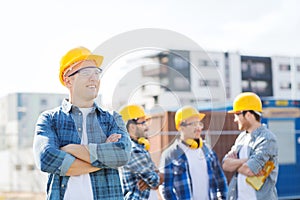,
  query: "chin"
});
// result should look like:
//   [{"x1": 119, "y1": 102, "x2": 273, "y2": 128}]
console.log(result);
[
  {"x1": 85, "y1": 93, "x2": 97, "y2": 101},
  {"x1": 238, "y1": 126, "x2": 245, "y2": 131}
]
